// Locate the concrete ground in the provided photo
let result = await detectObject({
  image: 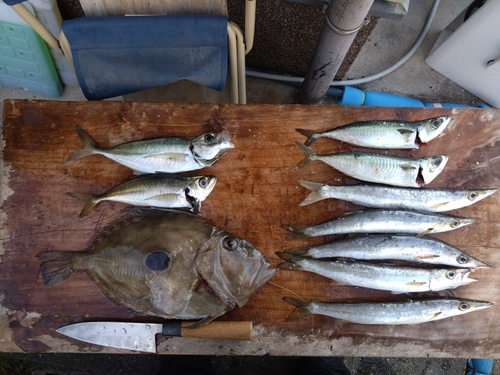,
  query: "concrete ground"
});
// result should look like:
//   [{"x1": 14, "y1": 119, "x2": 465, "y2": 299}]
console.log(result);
[{"x1": 0, "y1": 0, "x2": 498, "y2": 374}]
